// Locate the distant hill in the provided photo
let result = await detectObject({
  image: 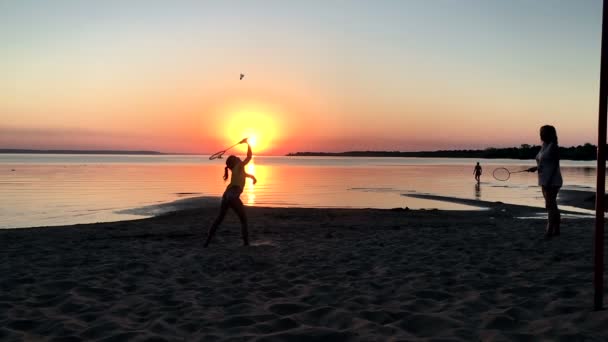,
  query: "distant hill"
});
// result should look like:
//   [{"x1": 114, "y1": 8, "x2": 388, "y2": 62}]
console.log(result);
[
  {"x1": 287, "y1": 143, "x2": 599, "y2": 161},
  {"x1": 0, "y1": 149, "x2": 165, "y2": 155}
]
